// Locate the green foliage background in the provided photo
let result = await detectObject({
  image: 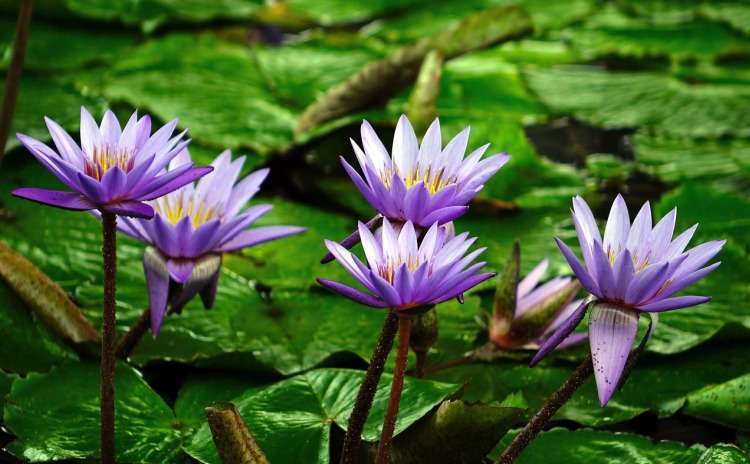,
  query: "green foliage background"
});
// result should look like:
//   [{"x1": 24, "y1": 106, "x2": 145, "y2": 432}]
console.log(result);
[{"x1": 0, "y1": 0, "x2": 749, "y2": 462}]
